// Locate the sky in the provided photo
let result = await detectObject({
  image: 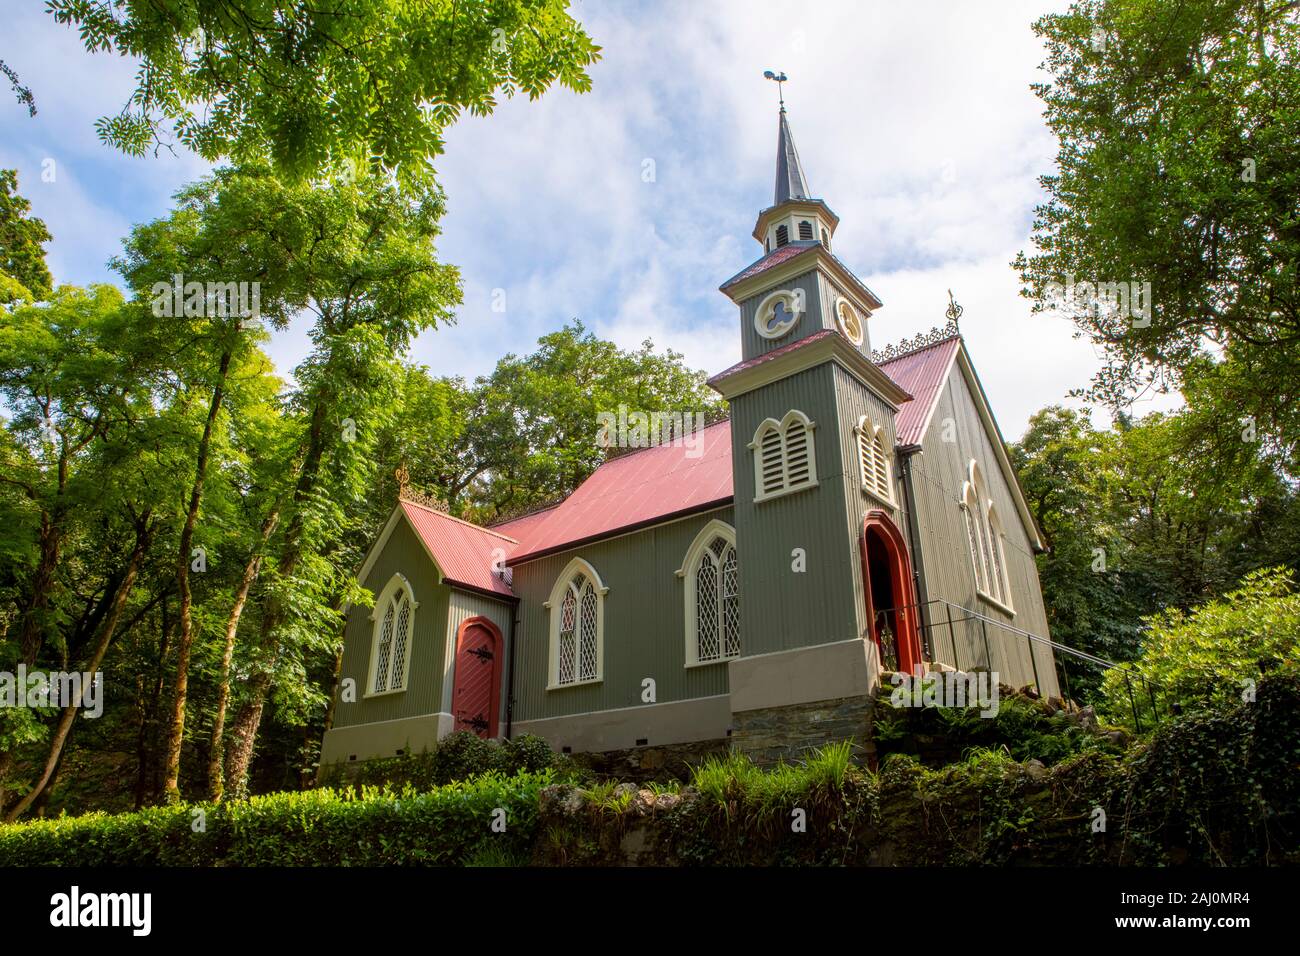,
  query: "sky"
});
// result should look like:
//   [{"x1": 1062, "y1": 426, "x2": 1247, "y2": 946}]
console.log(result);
[{"x1": 0, "y1": 0, "x2": 1181, "y2": 440}]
